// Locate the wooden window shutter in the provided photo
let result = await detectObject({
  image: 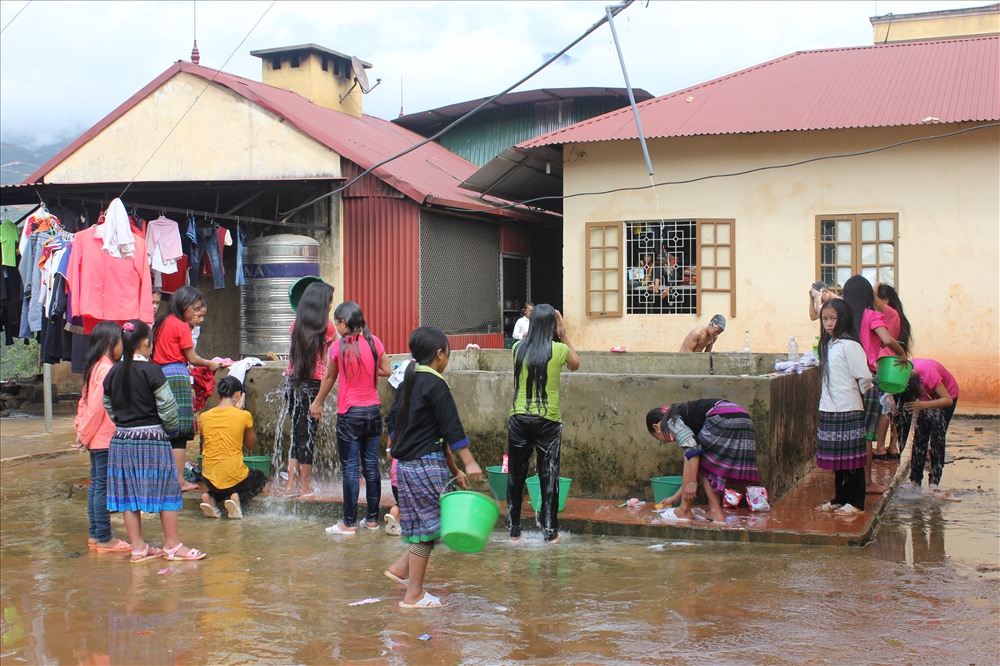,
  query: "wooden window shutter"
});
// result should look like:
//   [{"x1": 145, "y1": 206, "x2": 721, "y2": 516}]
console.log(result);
[
  {"x1": 696, "y1": 219, "x2": 736, "y2": 318},
  {"x1": 585, "y1": 222, "x2": 623, "y2": 317}
]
